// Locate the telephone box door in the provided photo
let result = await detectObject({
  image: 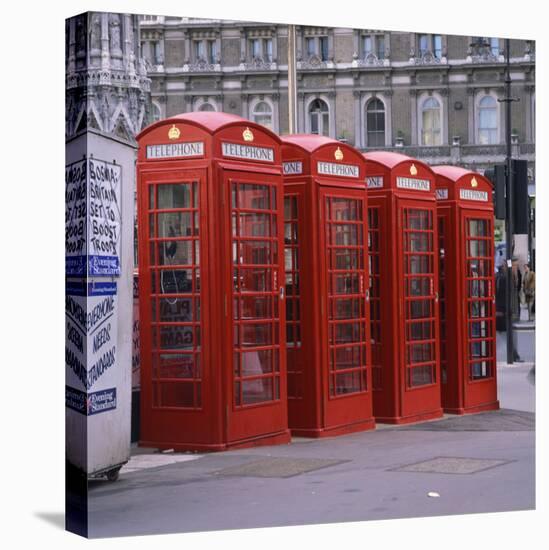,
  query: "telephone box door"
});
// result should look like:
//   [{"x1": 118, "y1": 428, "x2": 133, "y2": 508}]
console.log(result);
[
  {"x1": 140, "y1": 169, "x2": 210, "y2": 445},
  {"x1": 461, "y1": 210, "x2": 497, "y2": 409},
  {"x1": 223, "y1": 170, "x2": 287, "y2": 443},
  {"x1": 319, "y1": 188, "x2": 372, "y2": 427},
  {"x1": 398, "y1": 200, "x2": 441, "y2": 418}
]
